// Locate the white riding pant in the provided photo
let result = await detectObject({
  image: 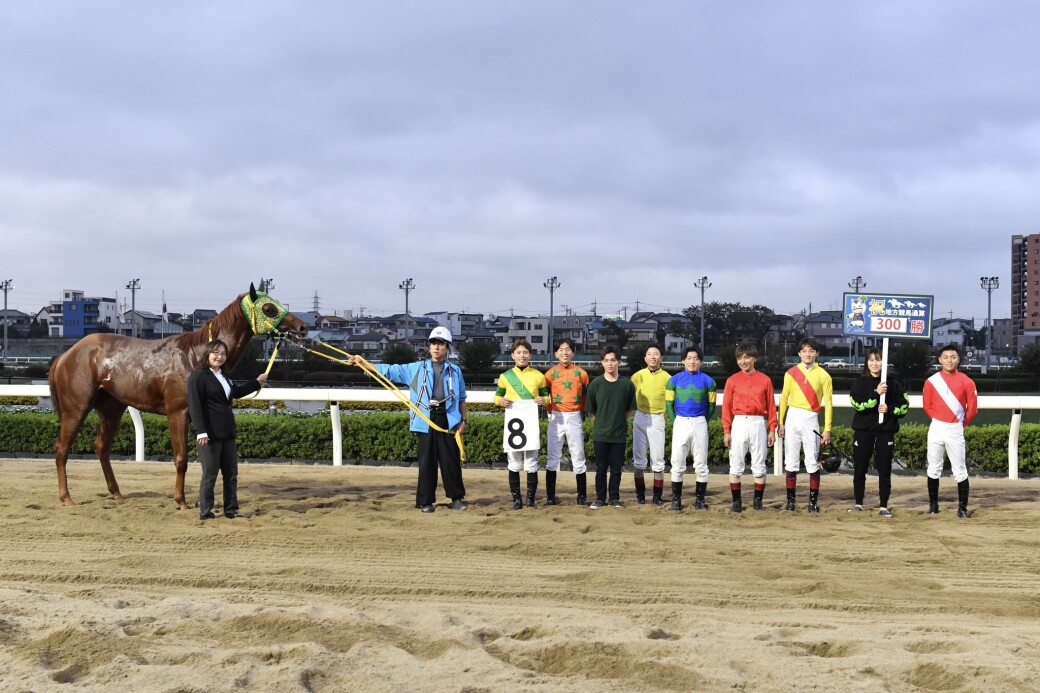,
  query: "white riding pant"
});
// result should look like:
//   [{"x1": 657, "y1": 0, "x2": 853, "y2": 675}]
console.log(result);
[
  {"x1": 927, "y1": 420, "x2": 968, "y2": 482},
  {"x1": 633, "y1": 411, "x2": 666, "y2": 473},
  {"x1": 546, "y1": 410, "x2": 587, "y2": 474},
  {"x1": 670, "y1": 415, "x2": 709, "y2": 483},
  {"x1": 506, "y1": 449, "x2": 540, "y2": 473},
  {"x1": 783, "y1": 407, "x2": 821, "y2": 473},
  {"x1": 729, "y1": 415, "x2": 768, "y2": 478}
]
